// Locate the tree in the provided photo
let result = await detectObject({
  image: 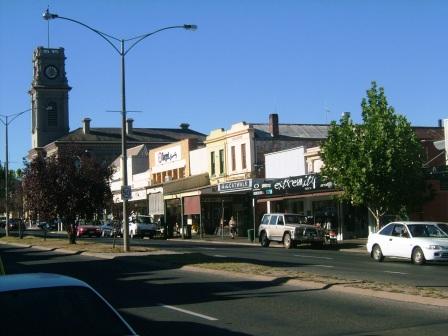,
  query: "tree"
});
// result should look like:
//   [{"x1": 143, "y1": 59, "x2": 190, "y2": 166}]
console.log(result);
[
  {"x1": 22, "y1": 146, "x2": 114, "y2": 243},
  {"x1": 0, "y1": 163, "x2": 23, "y2": 218},
  {"x1": 321, "y1": 82, "x2": 425, "y2": 230}
]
